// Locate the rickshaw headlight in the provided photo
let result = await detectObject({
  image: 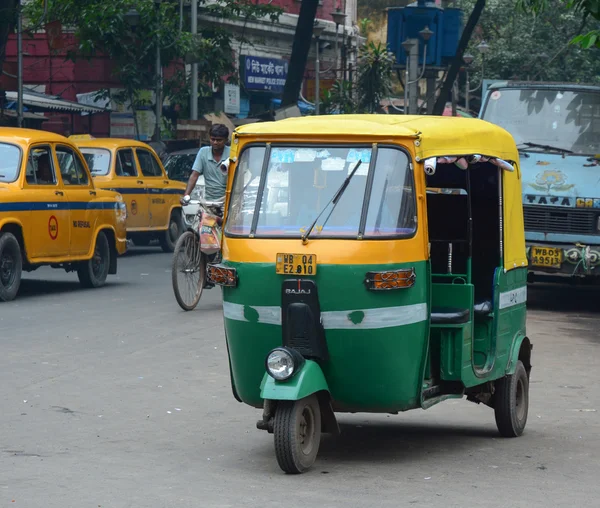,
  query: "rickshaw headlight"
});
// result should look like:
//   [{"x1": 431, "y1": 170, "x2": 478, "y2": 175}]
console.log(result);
[{"x1": 266, "y1": 347, "x2": 304, "y2": 381}]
